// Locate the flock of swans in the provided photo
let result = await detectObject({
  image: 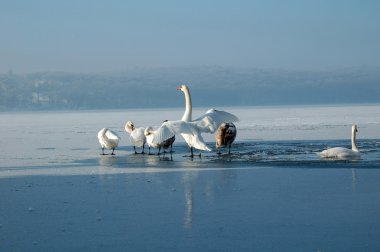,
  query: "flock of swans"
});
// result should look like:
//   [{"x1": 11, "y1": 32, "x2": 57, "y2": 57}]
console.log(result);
[
  {"x1": 98, "y1": 85, "x2": 361, "y2": 160},
  {"x1": 98, "y1": 84, "x2": 239, "y2": 157}
]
